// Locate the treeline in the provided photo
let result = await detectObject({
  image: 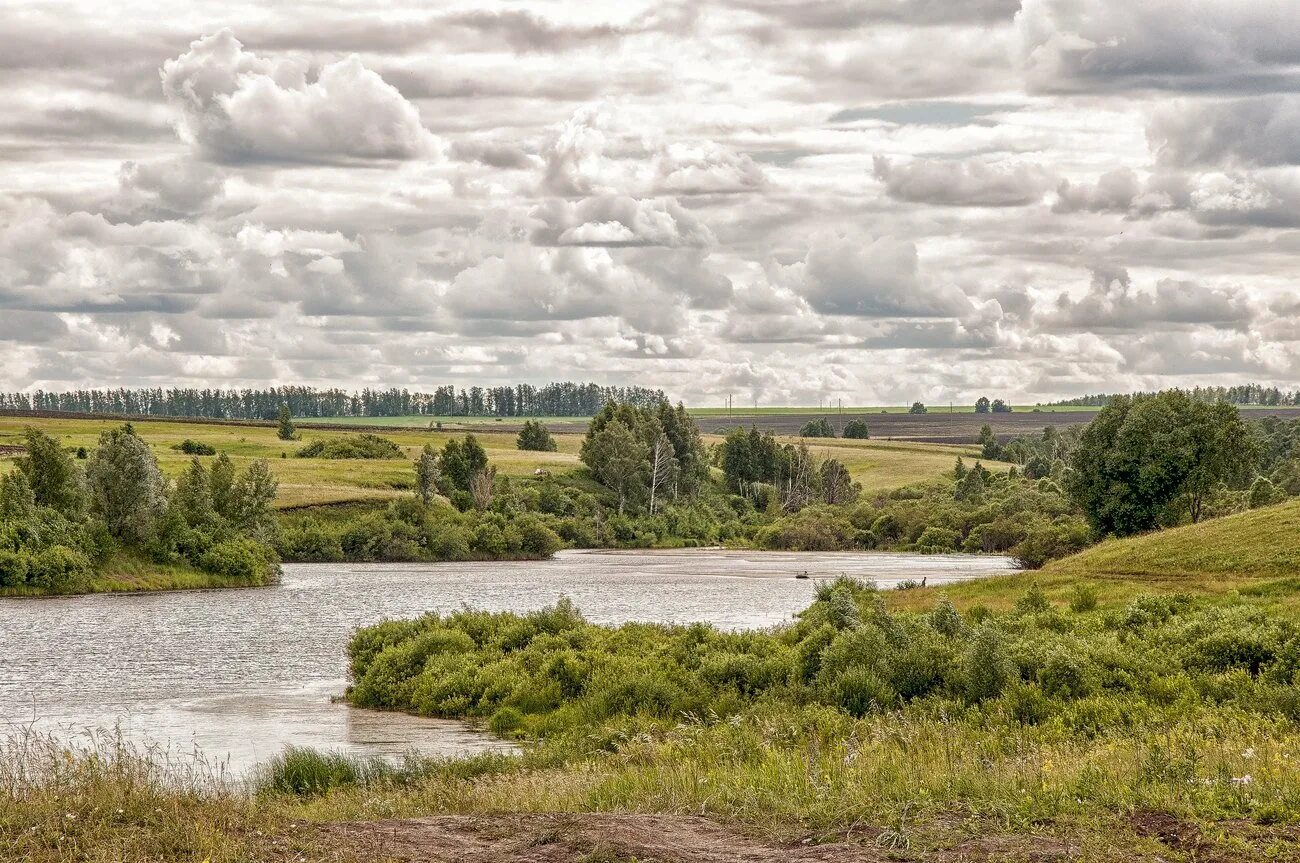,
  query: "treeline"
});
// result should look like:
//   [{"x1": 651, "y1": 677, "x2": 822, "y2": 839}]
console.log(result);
[
  {"x1": 1049, "y1": 384, "x2": 1300, "y2": 408},
  {"x1": 0, "y1": 382, "x2": 665, "y2": 420}
]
